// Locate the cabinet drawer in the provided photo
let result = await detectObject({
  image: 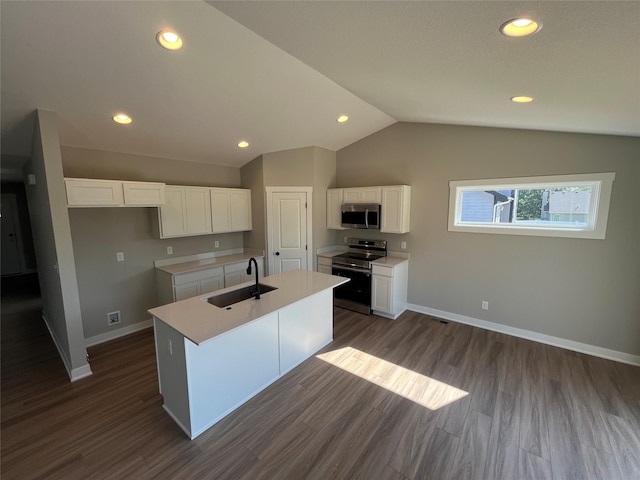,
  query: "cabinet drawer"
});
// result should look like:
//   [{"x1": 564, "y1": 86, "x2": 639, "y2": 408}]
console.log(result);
[
  {"x1": 317, "y1": 256, "x2": 333, "y2": 267},
  {"x1": 65, "y1": 178, "x2": 124, "y2": 206},
  {"x1": 173, "y1": 266, "x2": 224, "y2": 286},
  {"x1": 224, "y1": 262, "x2": 247, "y2": 274},
  {"x1": 372, "y1": 264, "x2": 393, "y2": 277},
  {"x1": 123, "y1": 181, "x2": 165, "y2": 206}
]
